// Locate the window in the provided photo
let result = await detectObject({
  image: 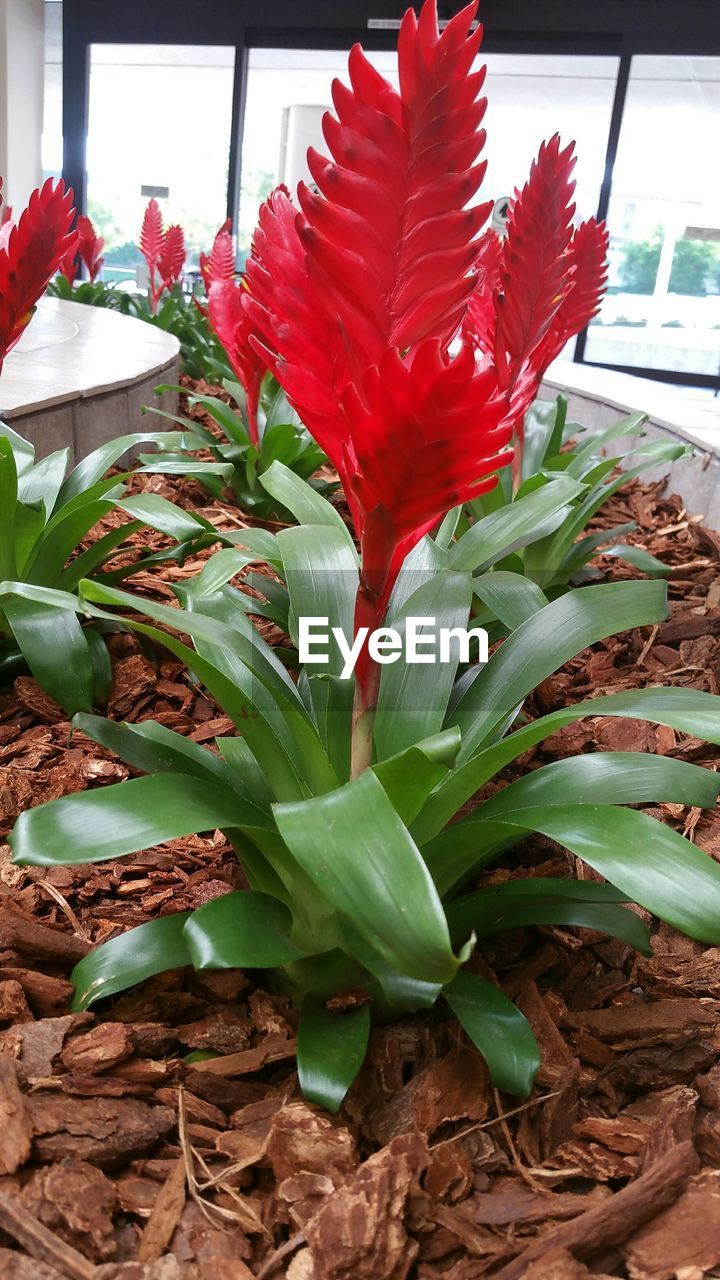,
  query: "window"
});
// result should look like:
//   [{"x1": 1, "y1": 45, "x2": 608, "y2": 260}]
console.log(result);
[
  {"x1": 584, "y1": 56, "x2": 720, "y2": 380},
  {"x1": 237, "y1": 47, "x2": 619, "y2": 258},
  {"x1": 86, "y1": 43, "x2": 235, "y2": 280}
]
